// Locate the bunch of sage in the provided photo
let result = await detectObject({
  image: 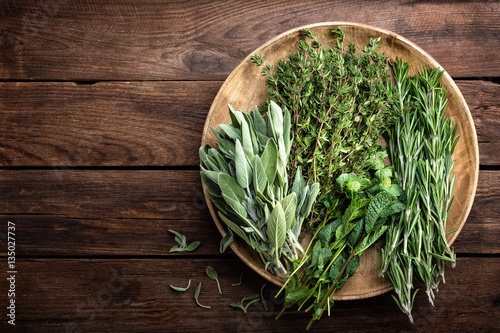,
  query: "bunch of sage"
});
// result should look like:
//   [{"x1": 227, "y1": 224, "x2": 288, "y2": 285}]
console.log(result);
[
  {"x1": 379, "y1": 58, "x2": 459, "y2": 322},
  {"x1": 200, "y1": 101, "x2": 320, "y2": 275}
]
